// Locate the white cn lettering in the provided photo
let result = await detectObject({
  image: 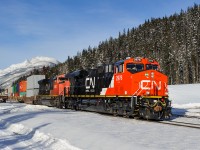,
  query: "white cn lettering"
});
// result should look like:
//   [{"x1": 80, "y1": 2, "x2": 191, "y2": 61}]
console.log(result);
[
  {"x1": 141, "y1": 80, "x2": 161, "y2": 90},
  {"x1": 141, "y1": 80, "x2": 151, "y2": 90},
  {"x1": 151, "y1": 81, "x2": 161, "y2": 90},
  {"x1": 85, "y1": 77, "x2": 95, "y2": 89}
]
